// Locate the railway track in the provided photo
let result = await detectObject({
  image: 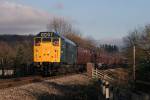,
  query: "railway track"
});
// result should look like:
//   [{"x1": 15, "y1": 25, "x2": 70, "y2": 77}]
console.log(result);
[{"x1": 0, "y1": 73, "x2": 80, "y2": 89}]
